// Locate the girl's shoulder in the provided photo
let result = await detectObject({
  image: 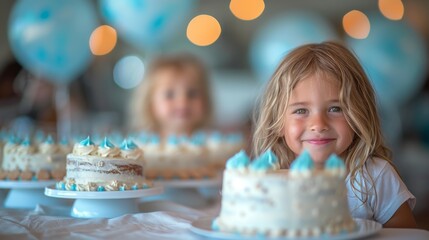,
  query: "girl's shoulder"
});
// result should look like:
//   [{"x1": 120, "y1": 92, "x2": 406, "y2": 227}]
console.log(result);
[{"x1": 363, "y1": 157, "x2": 398, "y2": 180}]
